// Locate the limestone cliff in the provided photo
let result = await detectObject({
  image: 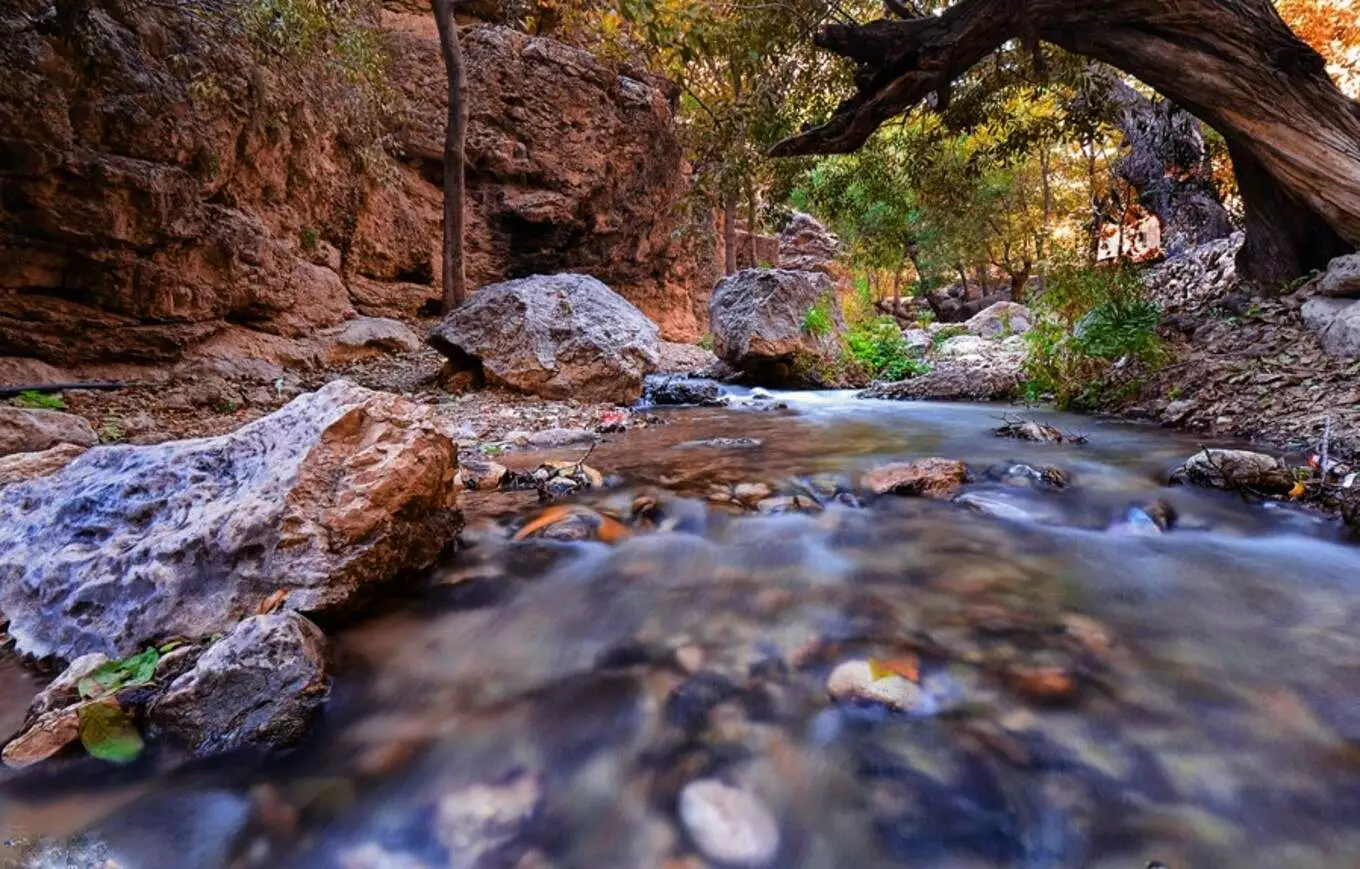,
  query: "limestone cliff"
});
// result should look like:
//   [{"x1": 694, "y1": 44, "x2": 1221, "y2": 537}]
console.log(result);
[{"x1": 0, "y1": 0, "x2": 716, "y2": 372}]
